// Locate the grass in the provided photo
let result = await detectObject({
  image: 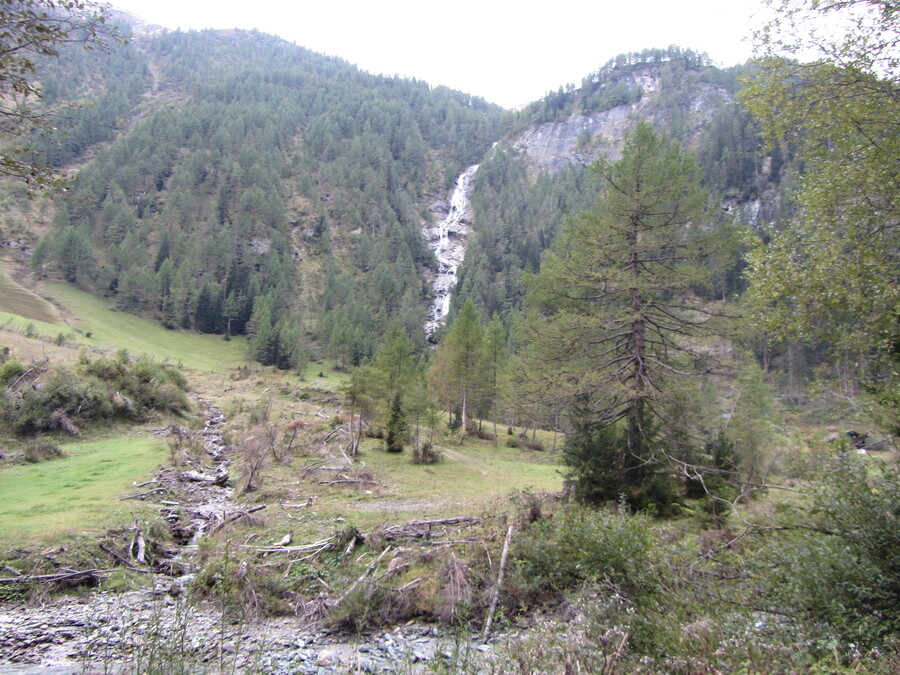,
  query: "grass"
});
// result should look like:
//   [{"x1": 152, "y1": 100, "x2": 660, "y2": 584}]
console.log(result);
[
  {"x1": 0, "y1": 265, "x2": 59, "y2": 325},
  {"x1": 0, "y1": 434, "x2": 167, "y2": 548},
  {"x1": 43, "y1": 282, "x2": 248, "y2": 372},
  {"x1": 247, "y1": 427, "x2": 564, "y2": 540}
]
